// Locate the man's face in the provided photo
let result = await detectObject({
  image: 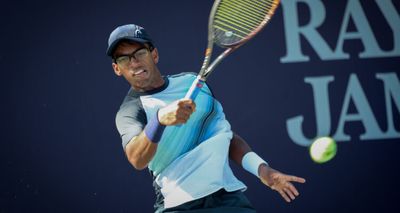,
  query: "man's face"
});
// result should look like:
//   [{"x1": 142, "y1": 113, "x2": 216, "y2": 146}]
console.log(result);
[{"x1": 112, "y1": 41, "x2": 162, "y2": 92}]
